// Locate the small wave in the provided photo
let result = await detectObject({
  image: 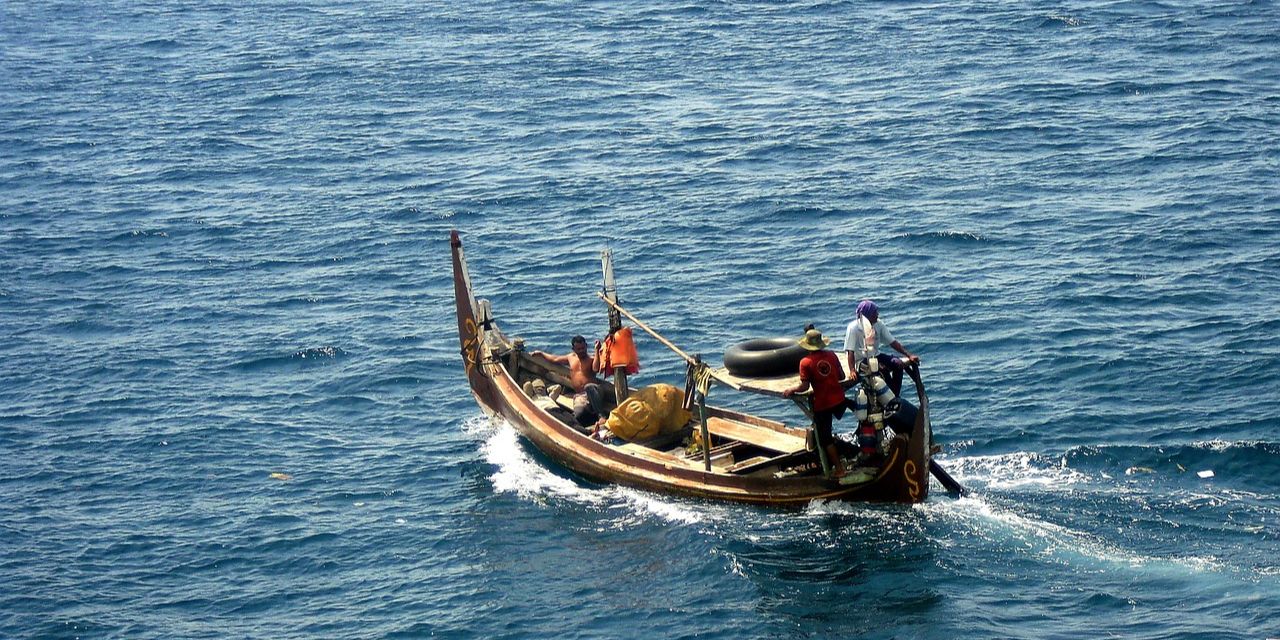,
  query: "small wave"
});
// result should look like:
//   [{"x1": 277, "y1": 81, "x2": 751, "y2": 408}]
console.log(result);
[
  {"x1": 138, "y1": 38, "x2": 182, "y2": 51},
  {"x1": 266, "y1": 296, "x2": 322, "y2": 310},
  {"x1": 109, "y1": 229, "x2": 169, "y2": 241},
  {"x1": 51, "y1": 318, "x2": 128, "y2": 335},
  {"x1": 229, "y1": 346, "x2": 348, "y2": 372},
  {"x1": 1042, "y1": 14, "x2": 1082, "y2": 28},
  {"x1": 292, "y1": 346, "x2": 346, "y2": 360},
  {"x1": 893, "y1": 230, "x2": 991, "y2": 245},
  {"x1": 252, "y1": 93, "x2": 302, "y2": 107}
]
